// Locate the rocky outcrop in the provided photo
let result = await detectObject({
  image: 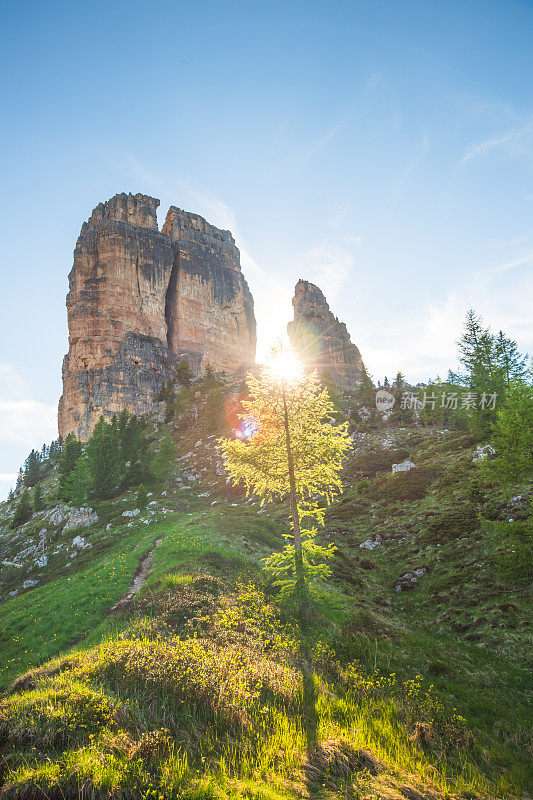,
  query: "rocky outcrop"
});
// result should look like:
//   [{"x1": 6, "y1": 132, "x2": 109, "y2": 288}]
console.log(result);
[
  {"x1": 58, "y1": 193, "x2": 256, "y2": 440},
  {"x1": 287, "y1": 280, "x2": 365, "y2": 389},
  {"x1": 162, "y1": 207, "x2": 256, "y2": 374}
]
